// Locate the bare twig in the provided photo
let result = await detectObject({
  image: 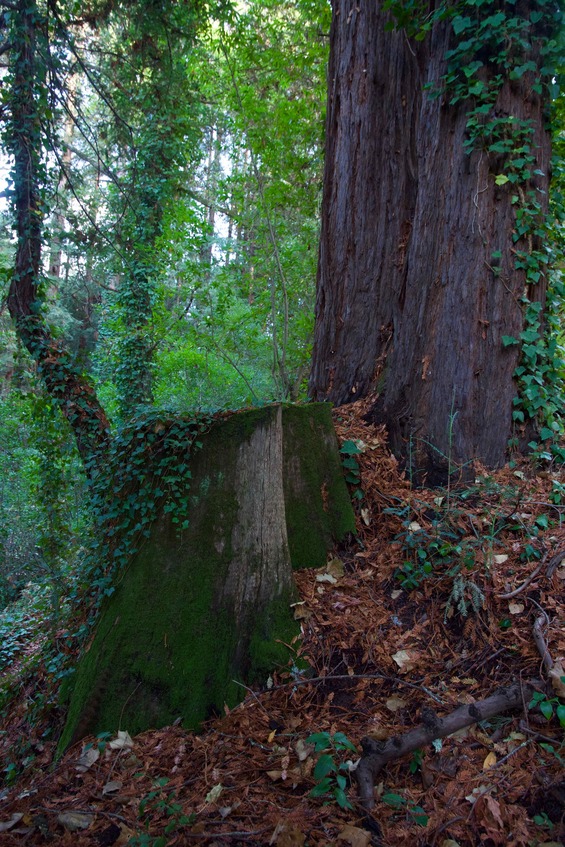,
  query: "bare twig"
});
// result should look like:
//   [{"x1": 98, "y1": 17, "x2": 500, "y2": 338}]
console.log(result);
[
  {"x1": 532, "y1": 610, "x2": 554, "y2": 672},
  {"x1": 497, "y1": 547, "x2": 554, "y2": 599},
  {"x1": 240, "y1": 672, "x2": 445, "y2": 705}
]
